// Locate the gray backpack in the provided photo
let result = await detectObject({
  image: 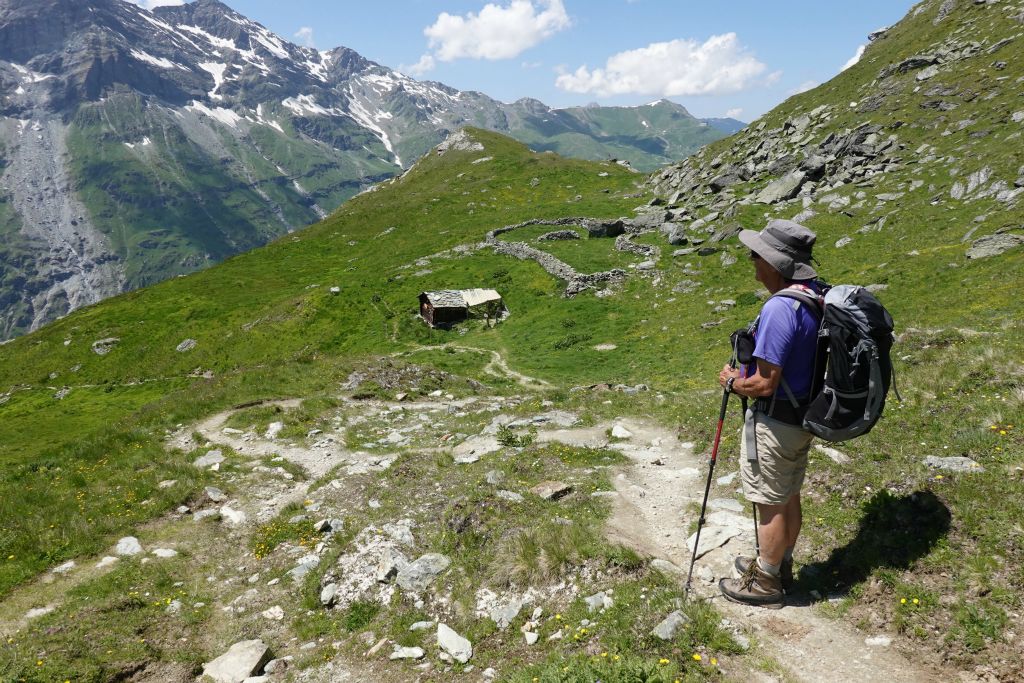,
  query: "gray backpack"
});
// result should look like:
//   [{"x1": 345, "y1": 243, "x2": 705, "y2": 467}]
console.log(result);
[{"x1": 774, "y1": 284, "x2": 898, "y2": 442}]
